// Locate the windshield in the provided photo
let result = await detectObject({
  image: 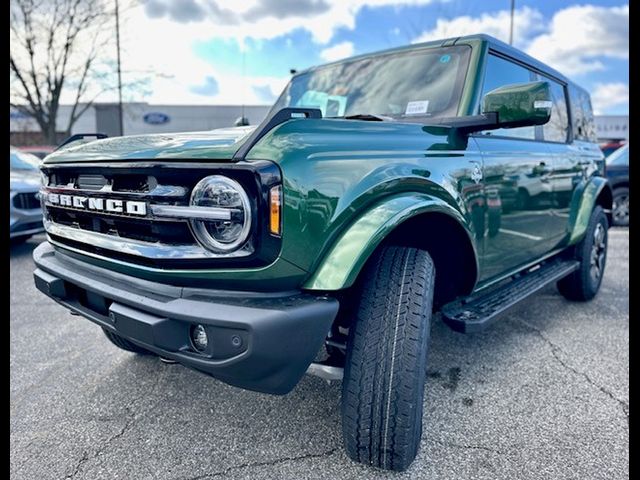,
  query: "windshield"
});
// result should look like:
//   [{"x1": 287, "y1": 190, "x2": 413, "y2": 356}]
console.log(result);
[
  {"x1": 270, "y1": 45, "x2": 471, "y2": 120},
  {"x1": 606, "y1": 144, "x2": 628, "y2": 166},
  {"x1": 10, "y1": 150, "x2": 40, "y2": 171}
]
